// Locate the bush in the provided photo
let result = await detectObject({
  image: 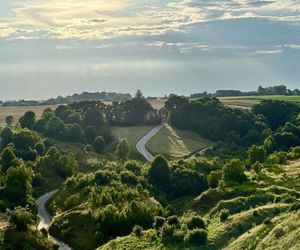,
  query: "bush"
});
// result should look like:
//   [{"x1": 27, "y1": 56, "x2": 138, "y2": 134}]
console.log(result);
[
  {"x1": 153, "y1": 216, "x2": 165, "y2": 230},
  {"x1": 125, "y1": 161, "x2": 141, "y2": 175},
  {"x1": 132, "y1": 225, "x2": 143, "y2": 237},
  {"x1": 208, "y1": 170, "x2": 222, "y2": 188},
  {"x1": 7, "y1": 206, "x2": 34, "y2": 230},
  {"x1": 186, "y1": 216, "x2": 205, "y2": 230},
  {"x1": 185, "y1": 229, "x2": 207, "y2": 246},
  {"x1": 274, "y1": 226, "x2": 285, "y2": 239},
  {"x1": 222, "y1": 159, "x2": 247, "y2": 185},
  {"x1": 167, "y1": 215, "x2": 180, "y2": 227},
  {"x1": 121, "y1": 171, "x2": 138, "y2": 186},
  {"x1": 220, "y1": 209, "x2": 230, "y2": 222},
  {"x1": 161, "y1": 223, "x2": 175, "y2": 243}
]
